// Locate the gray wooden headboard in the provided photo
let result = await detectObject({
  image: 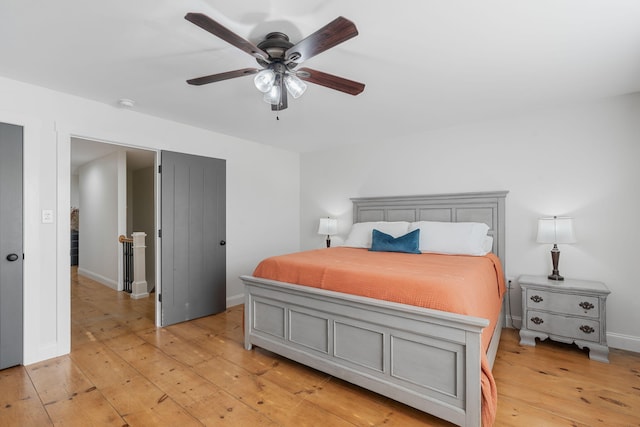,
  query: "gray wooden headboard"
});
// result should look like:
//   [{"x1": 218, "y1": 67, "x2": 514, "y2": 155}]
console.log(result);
[{"x1": 351, "y1": 191, "x2": 508, "y2": 269}]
